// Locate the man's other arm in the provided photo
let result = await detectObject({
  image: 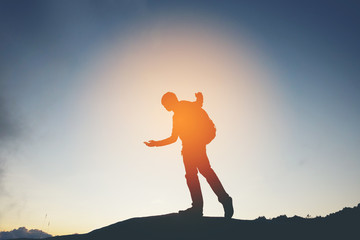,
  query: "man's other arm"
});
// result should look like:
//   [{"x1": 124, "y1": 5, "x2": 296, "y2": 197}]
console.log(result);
[{"x1": 195, "y1": 92, "x2": 203, "y2": 107}]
